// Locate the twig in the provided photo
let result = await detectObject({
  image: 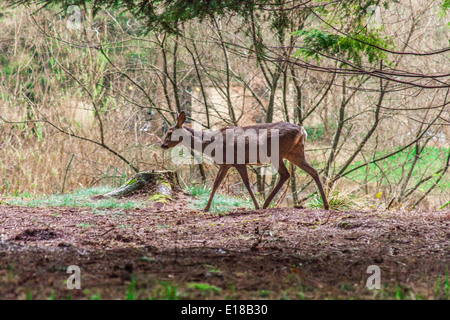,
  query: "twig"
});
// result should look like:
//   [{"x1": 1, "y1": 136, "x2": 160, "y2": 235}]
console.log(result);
[
  {"x1": 99, "y1": 227, "x2": 116, "y2": 237},
  {"x1": 61, "y1": 154, "x2": 75, "y2": 194}
]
